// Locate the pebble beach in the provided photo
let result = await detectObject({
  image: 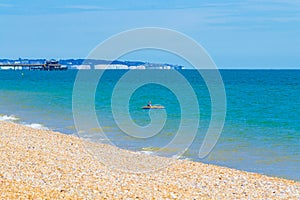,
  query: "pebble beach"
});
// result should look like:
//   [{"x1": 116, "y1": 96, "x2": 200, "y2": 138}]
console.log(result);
[{"x1": 0, "y1": 121, "x2": 299, "y2": 199}]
